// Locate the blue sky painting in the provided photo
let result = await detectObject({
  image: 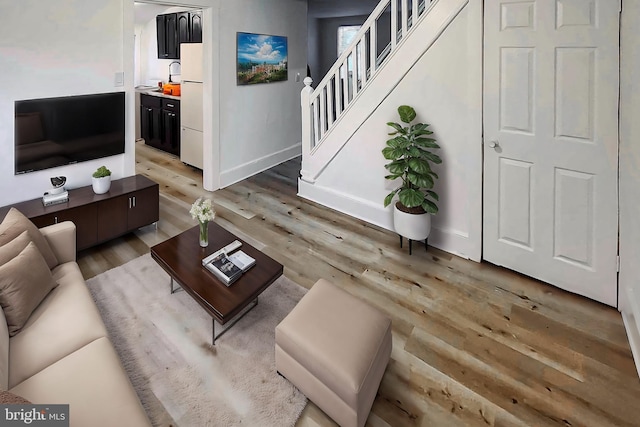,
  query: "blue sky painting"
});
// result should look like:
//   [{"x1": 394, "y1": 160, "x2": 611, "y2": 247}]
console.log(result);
[{"x1": 237, "y1": 32, "x2": 288, "y2": 85}]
